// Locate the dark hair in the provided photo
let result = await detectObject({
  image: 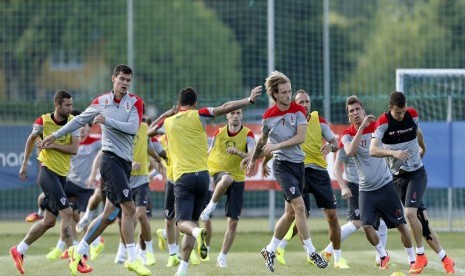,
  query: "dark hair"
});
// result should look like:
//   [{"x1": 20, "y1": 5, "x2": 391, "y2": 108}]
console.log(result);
[
  {"x1": 70, "y1": 110, "x2": 81, "y2": 116},
  {"x1": 346, "y1": 95, "x2": 364, "y2": 112},
  {"x1": 178, "y1": 87, "x2": 197, "y2": 106},
  {"x1": 54, "y1": 90, "x2": 72, "y2": 105},
  {"x1": 112, "y1": 64, "x2": 133, "y2": 77},
  {"x1": 389, "y1": 91, "x2": 406, "y2": 108}
]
